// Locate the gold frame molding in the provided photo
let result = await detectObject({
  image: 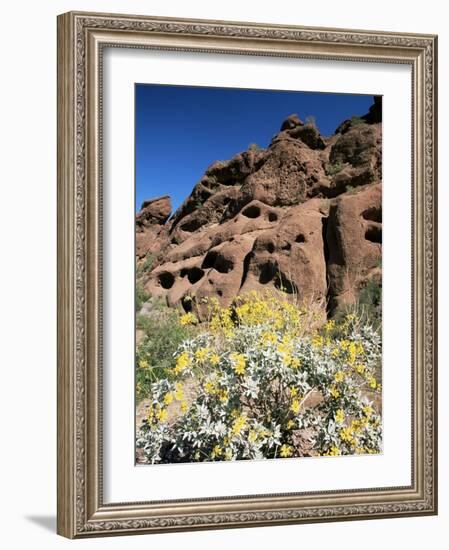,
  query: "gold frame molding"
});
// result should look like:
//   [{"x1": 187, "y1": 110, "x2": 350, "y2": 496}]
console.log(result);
[{"x1": 57, "y1": 11, "x2": 438, "y2": 539}]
